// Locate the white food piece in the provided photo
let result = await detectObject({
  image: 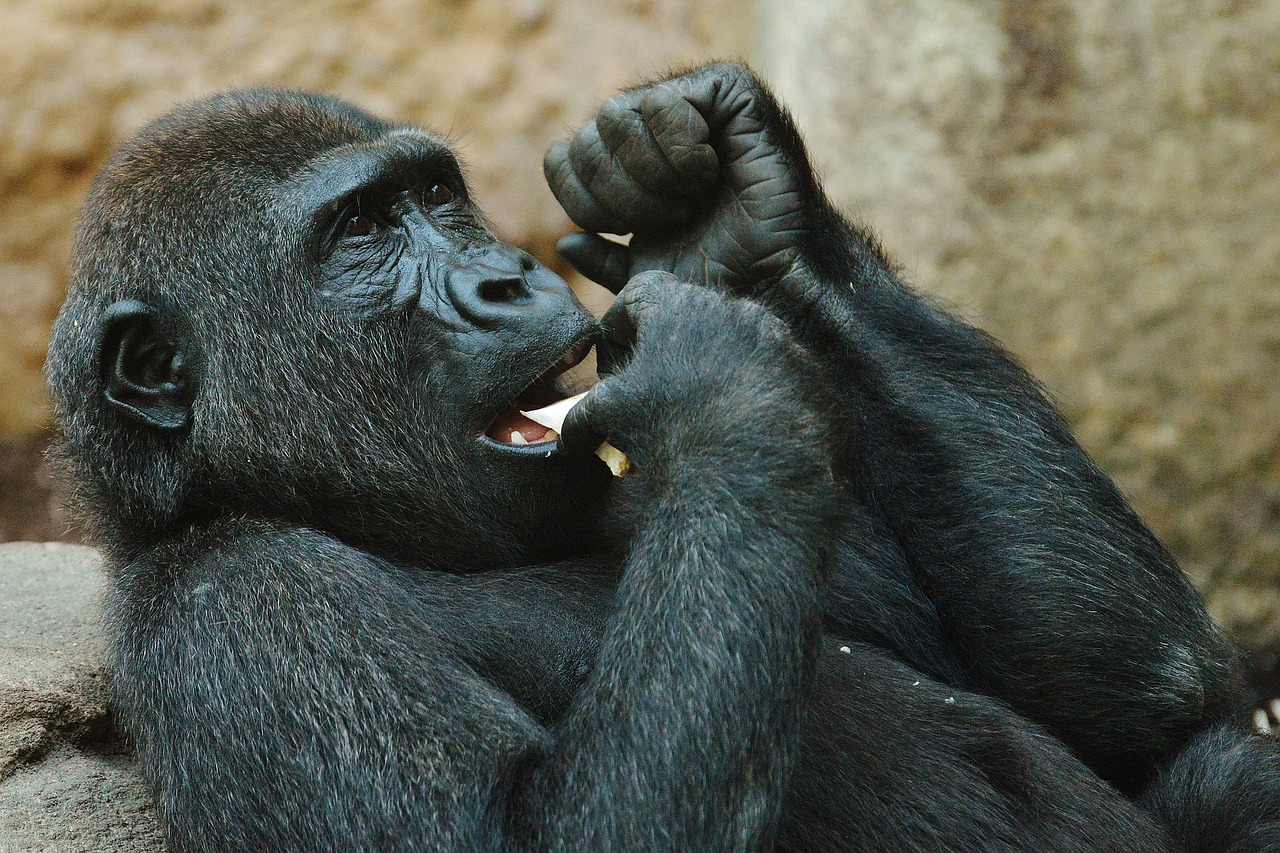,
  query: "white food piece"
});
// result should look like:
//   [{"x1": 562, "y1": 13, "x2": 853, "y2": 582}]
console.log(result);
[{"x1": 522, "y1": 391, "x2": 632, "y2": 477}]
